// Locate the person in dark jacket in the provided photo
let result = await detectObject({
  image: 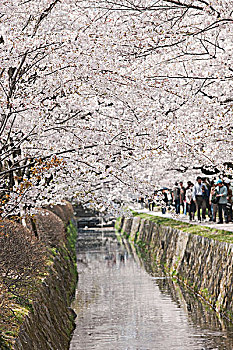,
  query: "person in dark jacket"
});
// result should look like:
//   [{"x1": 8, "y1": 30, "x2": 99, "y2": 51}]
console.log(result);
[
  {"x1": 172, "y1": 182, "x2": 180, "y2": 214},
  {"x1": 216, "y1": 179, "x2": 228, "y2": 224},
  {"x1": 179, "y1": 181, "x2": 186, "y2": 214},
  {"x1": 224, "y1": 179, "x2": 232, "y2": 222},
  {"x1": 161, "y1": 189, "x2": 168, "y2": 214},
  {"x1": 202, "y1": 177, "x2": 211, "y2": 220},
  {"x1": 192, "y1": 177, "x2": 207, "y2": 222}
]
